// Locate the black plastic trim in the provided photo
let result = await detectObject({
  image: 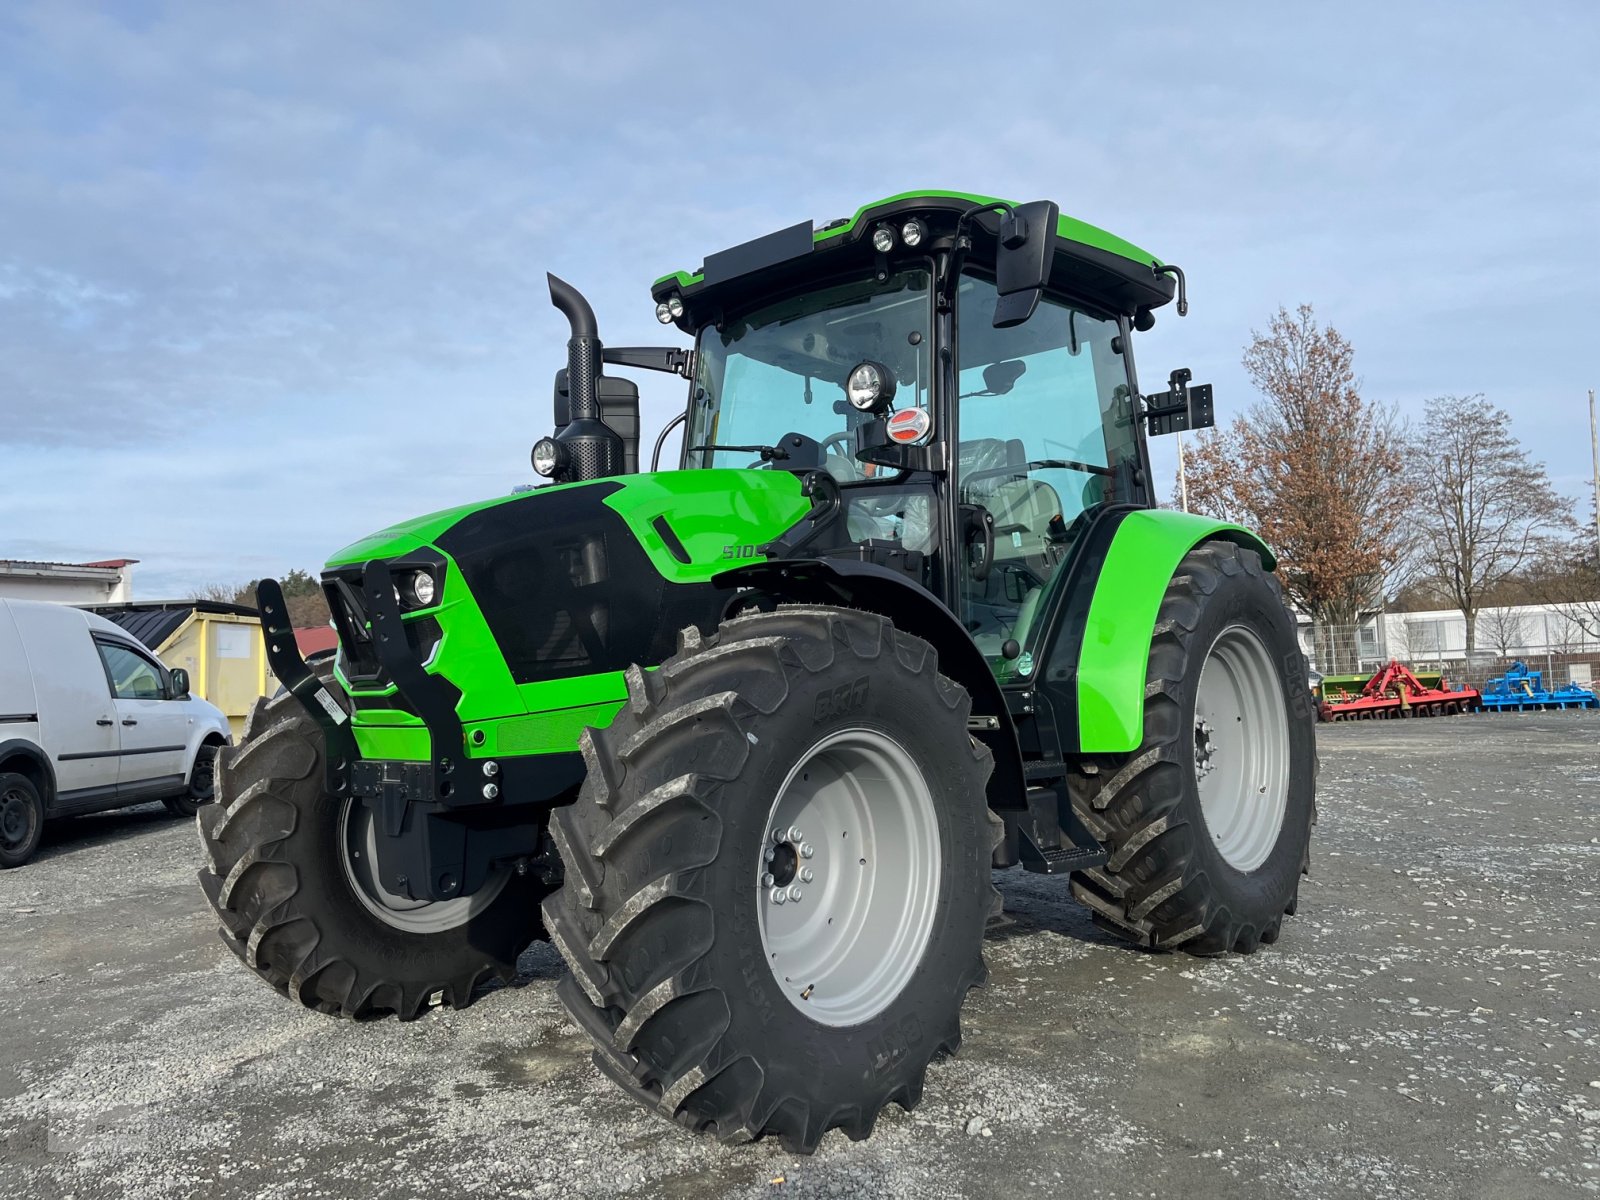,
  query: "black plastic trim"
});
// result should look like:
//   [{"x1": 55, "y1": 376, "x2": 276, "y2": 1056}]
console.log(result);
[
  {"x1": 57, "y1": 744, "x2": 184, "y2": 762},
  {"x1": 651, "y1": 515, "x2": 691, "y2": 564}
]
